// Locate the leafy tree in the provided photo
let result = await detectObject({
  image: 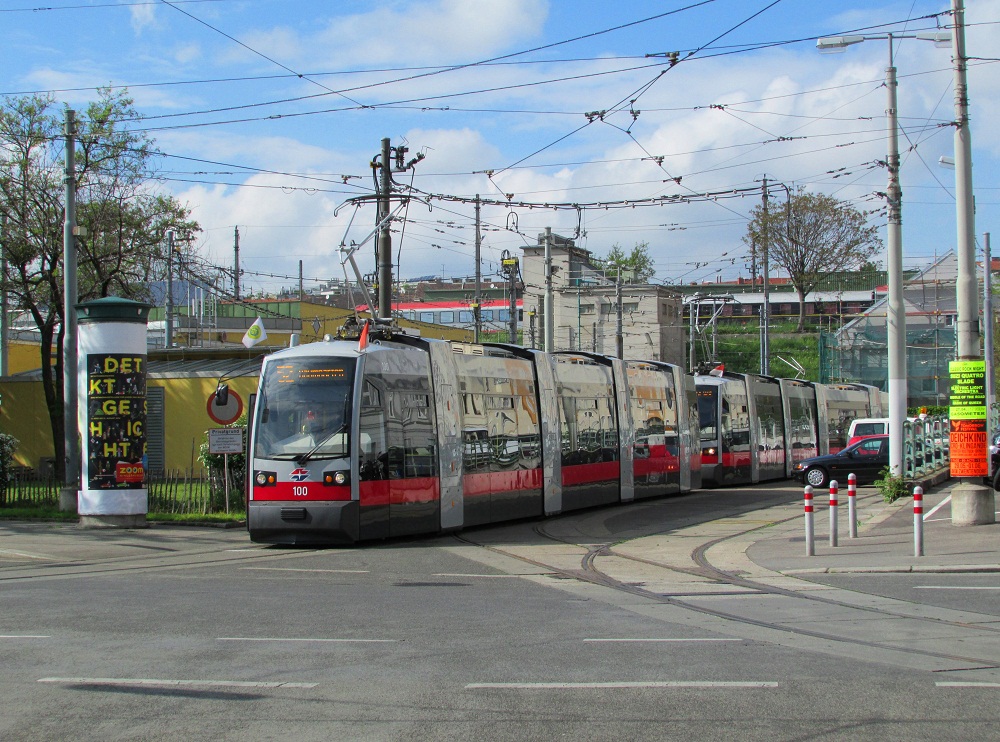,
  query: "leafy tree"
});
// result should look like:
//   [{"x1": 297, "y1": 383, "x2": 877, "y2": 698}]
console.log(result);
[
  {"x1": 600, "y1": 241, "x2": 655, "y2": 283},
  {"x1": 744, "y1": 191, "x2": 882, "y2": 331},
  {"x1": 0, "y1": 90, "x2": 199, "y2": 482}
]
